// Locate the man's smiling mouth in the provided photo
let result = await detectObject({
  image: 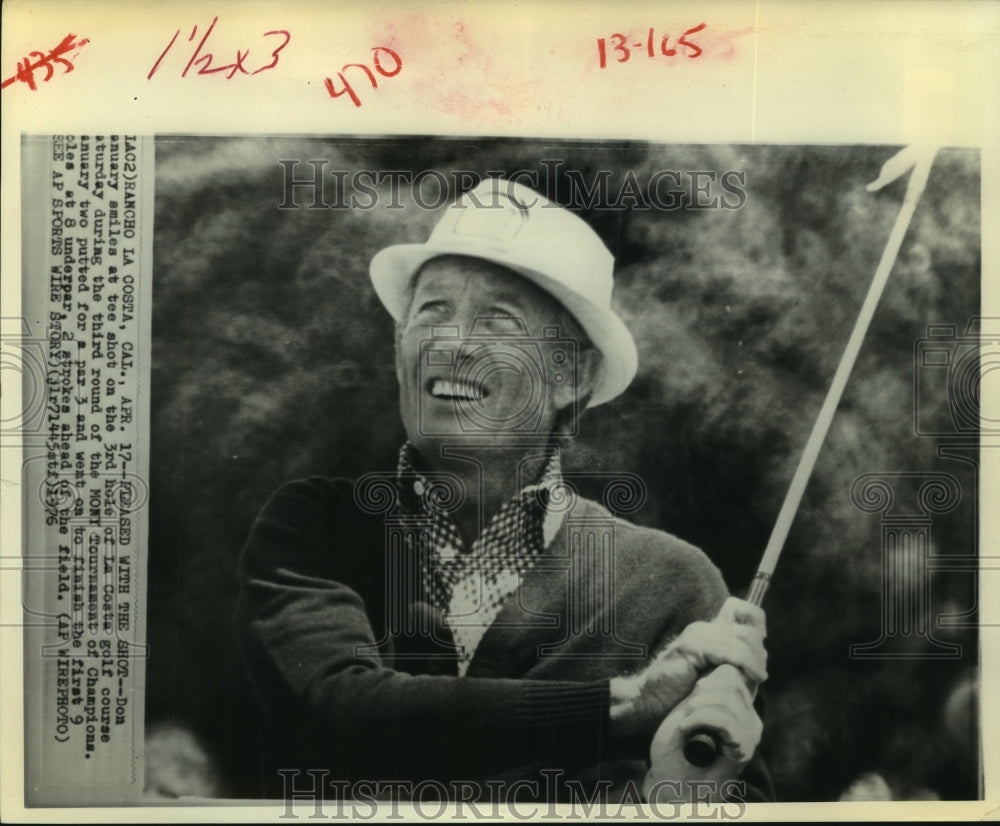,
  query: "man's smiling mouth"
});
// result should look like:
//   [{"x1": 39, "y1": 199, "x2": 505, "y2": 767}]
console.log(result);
[{"x1": 427, "y1": 378, "x2": 489, "y2": 402}]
